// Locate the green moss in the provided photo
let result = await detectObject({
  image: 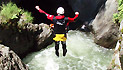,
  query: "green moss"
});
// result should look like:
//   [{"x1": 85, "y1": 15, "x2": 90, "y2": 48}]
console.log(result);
[
  {"x1": 119, "y1": 0, "x2": 123, "y2": 6},
  {"x1": 113, "y1": 0, "x2": 123, "y2": 24},
  {"x1": 0, "y1": 2, "x2": 33, "y2": 29},
  {"x1": 0, "y1": 2, "x2": 21, "y2": 23},
  {"x1": 22, "y1": 11, "x2": 33, "y2": 23},
  {"x1": 121, "y1": 28, "x2": 123, "y2": 33}
]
